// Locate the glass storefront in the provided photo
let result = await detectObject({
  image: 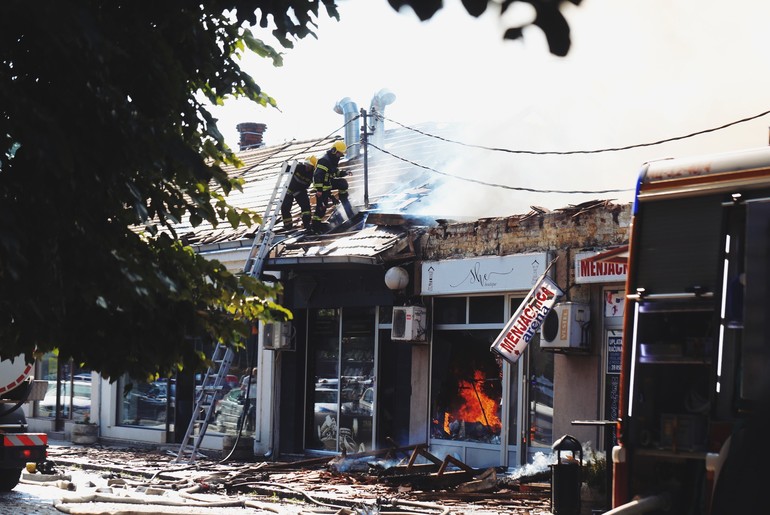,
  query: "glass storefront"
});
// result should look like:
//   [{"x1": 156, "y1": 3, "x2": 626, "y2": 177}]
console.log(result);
[
  {"x1": 117, "y1": 375, "x2": 175, "y2": 429},
  {"x1": 429, "y1": 294, "x2": 556, "y2": 466},
  {"x1": 431, "y1": 329, "x2": 504, "y2": 444},
  {"x1": 34, "y1": 351, "x2": 92, "y2": 422},
  {"x1": 307, "y1": 307, "x2": 375, "y2": 453}
]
